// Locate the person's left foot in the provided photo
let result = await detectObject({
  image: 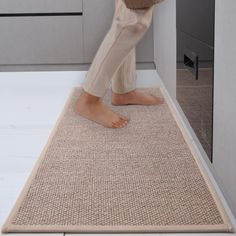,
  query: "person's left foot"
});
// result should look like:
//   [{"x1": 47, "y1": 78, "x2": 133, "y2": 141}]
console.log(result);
[{"x1": 111, "y1": 89, "x2": 164, "y2": 106}]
